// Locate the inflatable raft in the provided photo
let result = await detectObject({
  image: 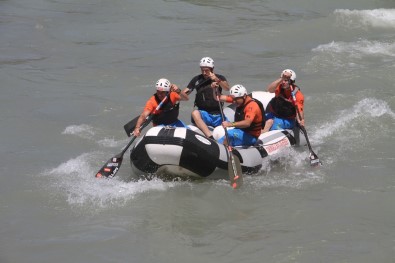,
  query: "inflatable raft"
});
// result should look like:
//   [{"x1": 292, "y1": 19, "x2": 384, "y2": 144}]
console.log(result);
[{"x1": 130, "y1": 91, "x2": 305, "y2": 179}]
